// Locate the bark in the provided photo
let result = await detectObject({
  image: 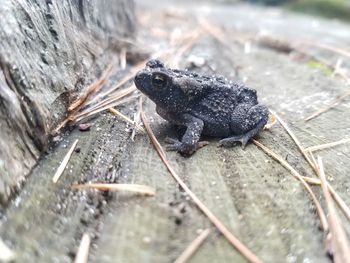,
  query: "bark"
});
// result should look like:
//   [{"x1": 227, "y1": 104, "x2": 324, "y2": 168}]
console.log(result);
[{"x1": 0, "y1": 0, "x2": 135, "y2": 206}]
